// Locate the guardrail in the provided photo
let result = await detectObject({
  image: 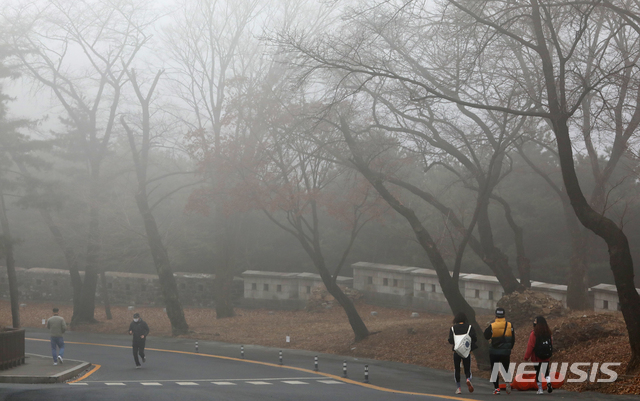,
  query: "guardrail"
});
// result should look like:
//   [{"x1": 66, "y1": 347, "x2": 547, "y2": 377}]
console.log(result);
[{"x1": 0, "y1": 328, "x2": 25, "y2": 370}]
